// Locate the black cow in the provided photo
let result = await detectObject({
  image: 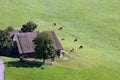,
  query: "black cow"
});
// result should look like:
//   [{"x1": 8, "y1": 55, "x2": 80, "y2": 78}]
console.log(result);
[{"x1": 79, "y1": 46, "x2": 83, "y2": 49}]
